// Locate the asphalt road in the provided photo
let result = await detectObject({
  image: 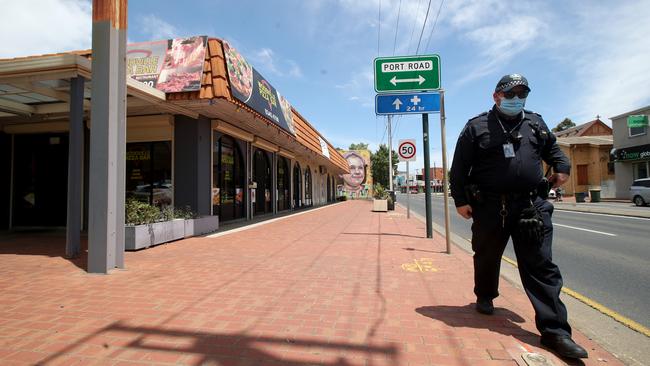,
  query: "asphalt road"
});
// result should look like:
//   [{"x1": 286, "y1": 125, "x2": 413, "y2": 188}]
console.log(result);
[{"x1": 397, "y1": 192, "x2": 650, "y2": 329}]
